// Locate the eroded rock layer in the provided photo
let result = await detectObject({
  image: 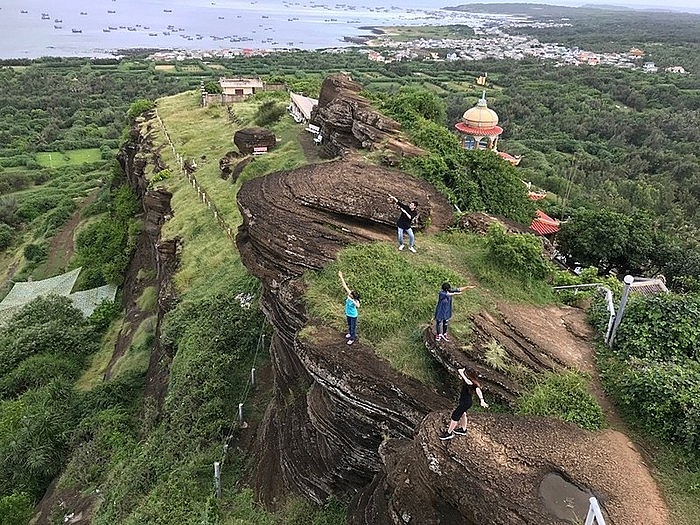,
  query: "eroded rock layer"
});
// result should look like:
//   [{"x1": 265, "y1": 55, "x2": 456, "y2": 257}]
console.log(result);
[
  {"x1": 237, "y1": 158, "x2": 454, "y2": 506},
  {"x1": 349, "y1": 412, "x2": 668, "y2": 525},
  {"x1": 310, "y1": 73, "x2": 425, "y2": 158}
]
